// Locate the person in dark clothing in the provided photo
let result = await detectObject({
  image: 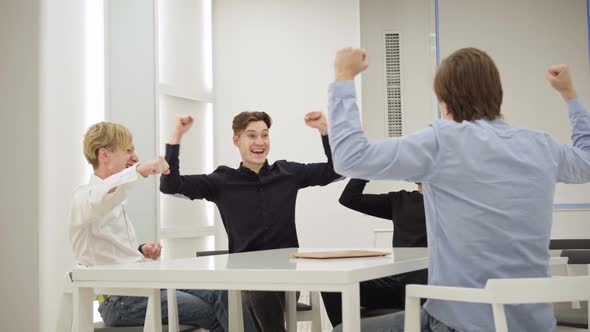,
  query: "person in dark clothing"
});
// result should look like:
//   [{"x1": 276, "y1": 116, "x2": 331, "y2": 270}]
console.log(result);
[
  {"x1": 160, "y1": 111, "x2": 340, "y2": 332},
  {"x1": 322, "y1": 179, "x2": 428, "y2": 327}
]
